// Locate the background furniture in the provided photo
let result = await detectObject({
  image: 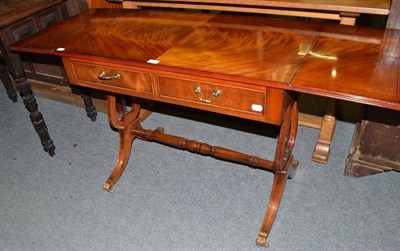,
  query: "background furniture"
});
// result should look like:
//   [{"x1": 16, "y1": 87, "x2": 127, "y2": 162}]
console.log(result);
[
  {"x1": 0, "y1": 0, "x2": 69, "y2": 100},
  {"x1": 345, "y1": 0, "x2": 399, "y2": 177},
  {"x1": 0, "y1": 0, "x2": 108, "y2": 156},
  {"x1": 0, "y1": 0, "x2": 71, "y2": 155}
]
